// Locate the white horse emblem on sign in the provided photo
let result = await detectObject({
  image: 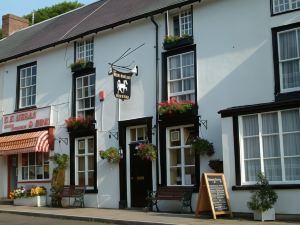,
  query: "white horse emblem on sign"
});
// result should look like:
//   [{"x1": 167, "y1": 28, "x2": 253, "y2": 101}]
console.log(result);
[{"x1": 117, "y1": 80, "x2": 128, "y2": 94}]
